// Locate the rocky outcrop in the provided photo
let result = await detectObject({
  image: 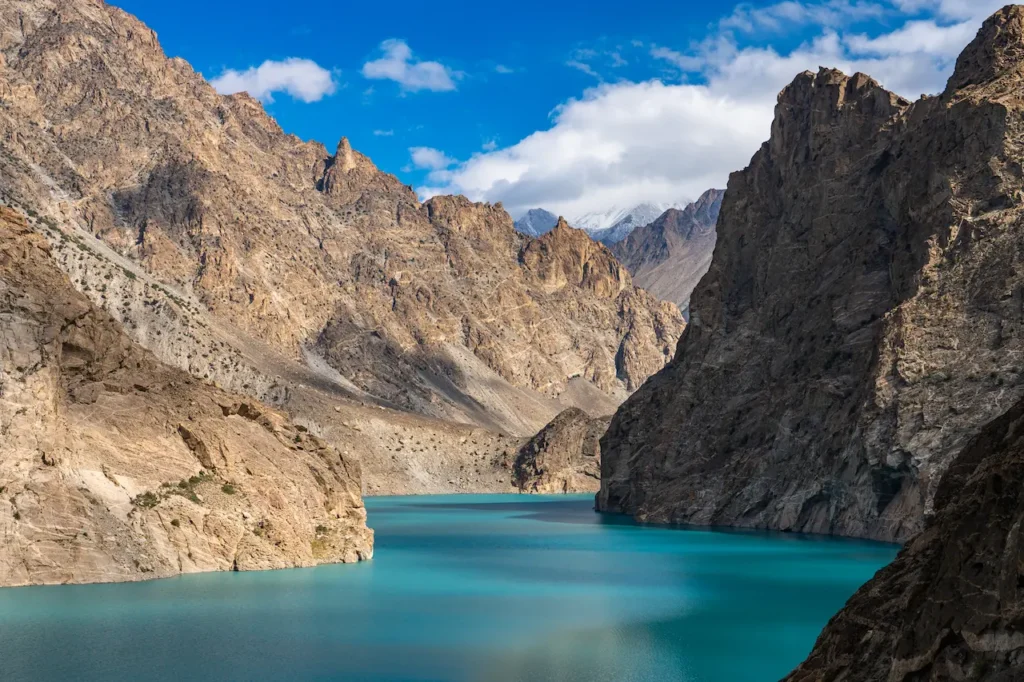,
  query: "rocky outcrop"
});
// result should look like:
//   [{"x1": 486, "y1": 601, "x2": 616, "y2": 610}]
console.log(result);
[
  {"x1": 0, "y1": 0, "x2": 683, "y2": 439},
  {"x1": 0, "y1": 207, "x2": 372, "y2": 586},
  {"x1": 787, "y1": 392, "x2": 1024, "y2": 681},
  {"x1": 513, "y1": 408, "x2": 610, "y2": 493},
  {"x1": 599, "y1": 5, "x2": 1024, "y2": 543},
  {"x1": 611, "y1": 189, "x2": 724, "y2": 313}
]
